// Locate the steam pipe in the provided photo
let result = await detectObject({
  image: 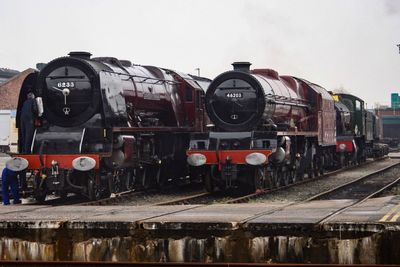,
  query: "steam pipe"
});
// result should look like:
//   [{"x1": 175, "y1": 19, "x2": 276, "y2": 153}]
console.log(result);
[{"x1": 65, "y1": 170, "x2": 85, "y2": 191}]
